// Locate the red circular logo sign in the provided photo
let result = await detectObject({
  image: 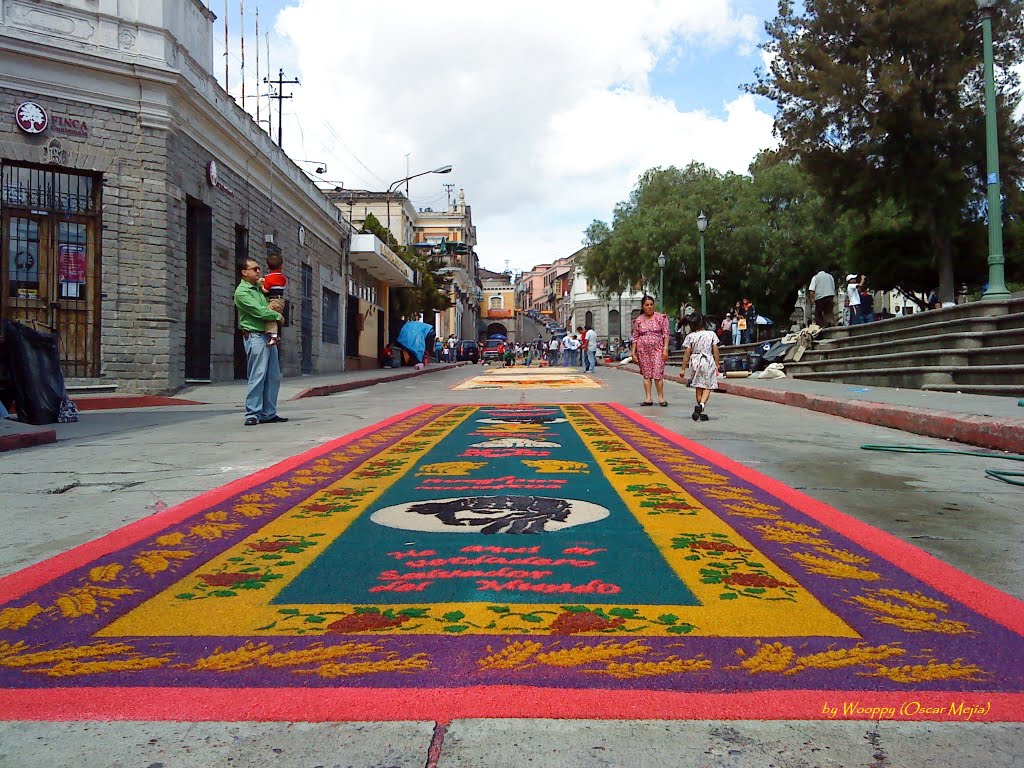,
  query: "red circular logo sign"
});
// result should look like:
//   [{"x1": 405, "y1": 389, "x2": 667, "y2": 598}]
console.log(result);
[{"x1": 15, "y1": 101, "x2": 48, "y2": 134}]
